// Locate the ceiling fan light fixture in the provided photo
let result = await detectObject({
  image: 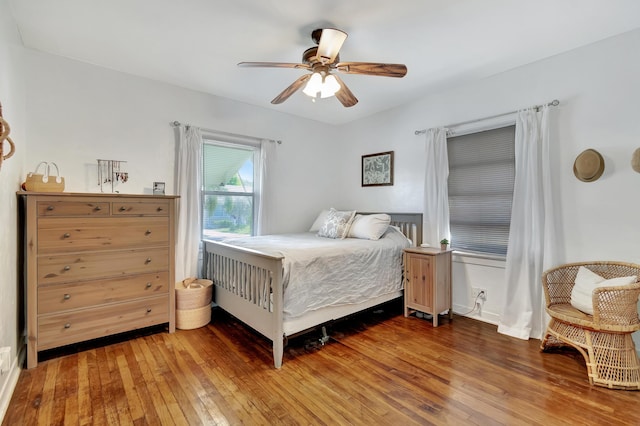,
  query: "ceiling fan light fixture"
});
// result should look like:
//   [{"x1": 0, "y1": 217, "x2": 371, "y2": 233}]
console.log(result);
[
  {"x1": 302, "y1": 72, "x2": 323, "y2": 97},
  {"x1": 302, "y1": 72, "x2": 341, "y2": 99},
  {"x1": 316, "y1": 28, "x2": 347, "y2": 64},
  {"x1": 320, "y1": 74, "x2": 340, "y2": 98}
]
